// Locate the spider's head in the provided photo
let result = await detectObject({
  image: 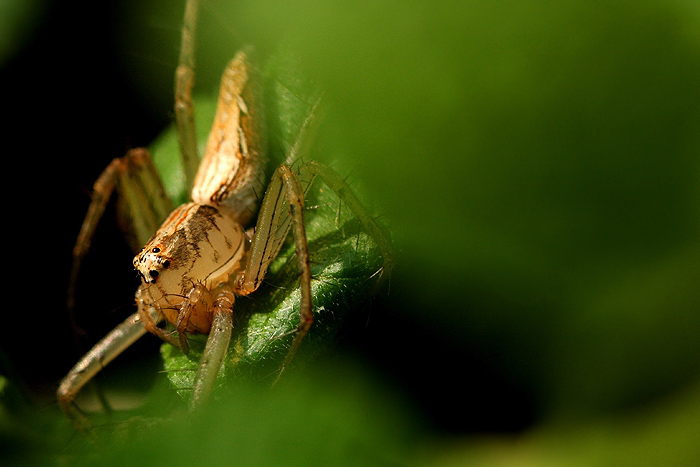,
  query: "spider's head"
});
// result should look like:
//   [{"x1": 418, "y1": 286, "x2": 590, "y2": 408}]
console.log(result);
[{"x1": 133, "y1": 244, "x2": 172, "y2": 284}]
